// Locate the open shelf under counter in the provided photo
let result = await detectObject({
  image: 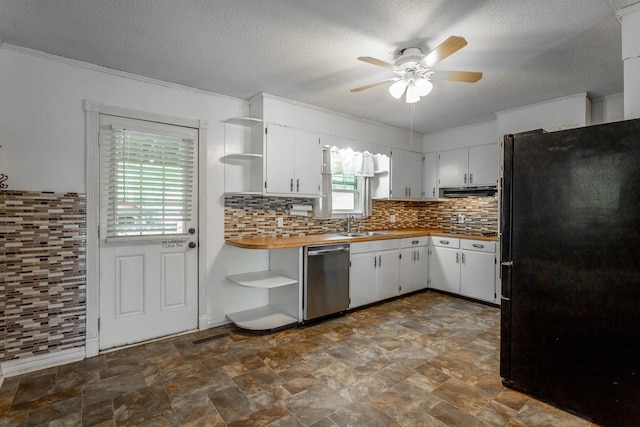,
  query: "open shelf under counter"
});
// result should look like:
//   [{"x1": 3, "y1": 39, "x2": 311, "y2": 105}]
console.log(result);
[
  {"x1": 226, "y1": 305, "x2": 298, "y2": 330},
  {"x1": 226, "y1": 270, "x2": 297, "y2": 289}
]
